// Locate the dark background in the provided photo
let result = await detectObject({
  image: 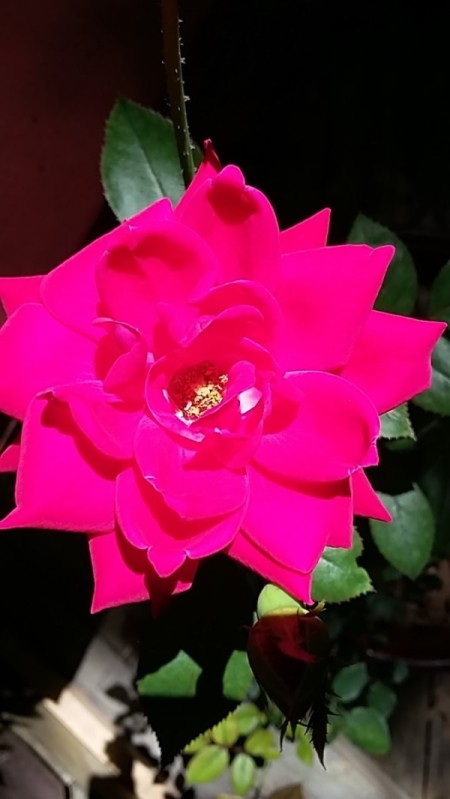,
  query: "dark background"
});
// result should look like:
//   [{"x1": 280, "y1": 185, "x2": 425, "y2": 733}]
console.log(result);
[{"x1": 2, "y1": 1, "x2": 450, "y2": 279}]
